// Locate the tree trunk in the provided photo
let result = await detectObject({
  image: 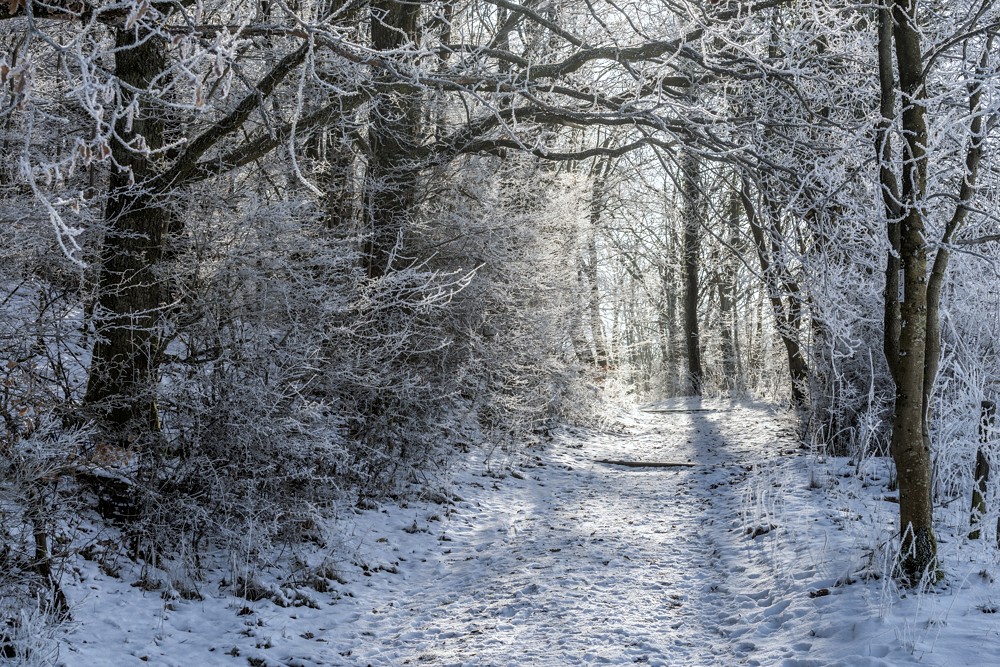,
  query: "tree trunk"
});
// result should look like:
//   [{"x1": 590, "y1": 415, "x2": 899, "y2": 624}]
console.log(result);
[
  {"x1": 306, "y1": 127, "x2": 357, "y2": 231},
  {"x1": 888, "y1": 0, "x2": 937, "y2": 582},
  {"x1": 586, "y1": 155, "x2": 612, "y2": 369},
  {"x1": 681, "y1": 150, "x2": 703, "y2": 395},
  {"x1": 739, "y1": 177, "x2": 807, "y2": 407},
  {"x1": 717, "y1": 191, "x2": 742, "y2": 391},
  {"x1": 85, "y1": 29, "x2": 169, "y2": 441},
  {"x1": 969, "y1": 400, "x2": 995, "y2": 540},
  {"x1": 660, "y1": 263, "x2": 681, "y2": 394},
  {"x1": 876, "y1": 5, "x2": 902, "y2": 378},
  {"x1": 921, "y1": 38, "x2": 991, "y2": 451},
  {"x1": 363, "y1": 0, "x2": 421, "y2": 279},
  {"x1": 573, "y1": 266, "x2": 599, "y2": 366}
]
